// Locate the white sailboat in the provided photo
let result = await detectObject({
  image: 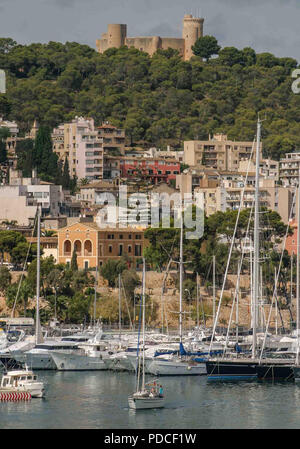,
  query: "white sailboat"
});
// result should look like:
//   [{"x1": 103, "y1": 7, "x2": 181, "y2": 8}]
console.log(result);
[{"x1": 128, "y1": 258, "x2": 165, "y2": 410}]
